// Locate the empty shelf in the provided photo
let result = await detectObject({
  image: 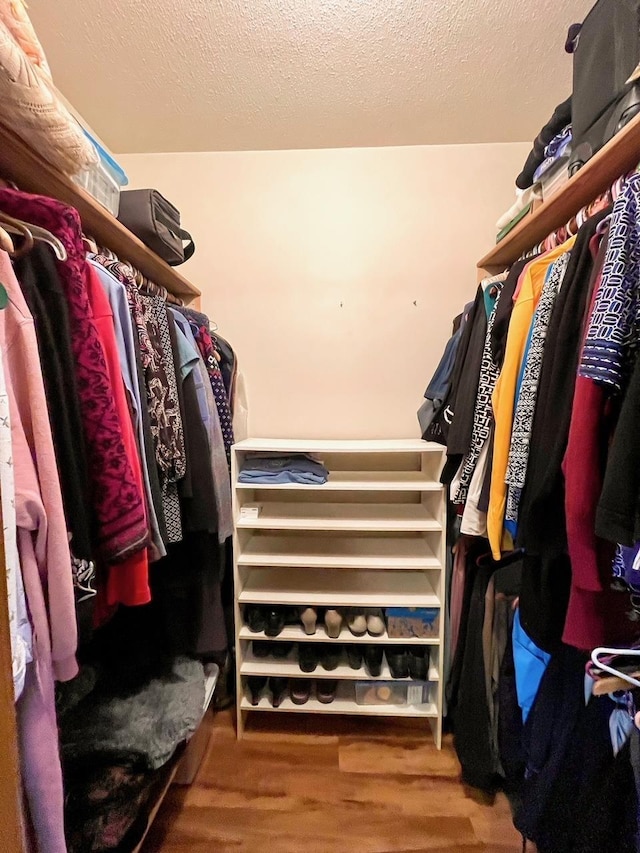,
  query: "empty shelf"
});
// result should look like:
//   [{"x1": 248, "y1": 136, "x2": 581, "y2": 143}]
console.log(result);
[
  {"x1": 238, "y1": 534, "x2": 440, "y2": 570},
  {"x1": 236, "y1": 502, "x2": 441, "y2": 532},
  {"x1": 238, "y1": 568, "x2": 440, "y2": 608},
  {"x1": 234, "y1": 438, "x2": 443, "y2": 454}
]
